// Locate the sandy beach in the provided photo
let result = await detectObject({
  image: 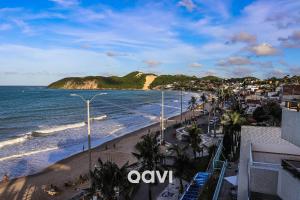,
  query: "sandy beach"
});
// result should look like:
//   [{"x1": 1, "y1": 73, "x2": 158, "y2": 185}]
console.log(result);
[{"x1": 0, "y1": 110, "x2": 194, "y2": 200}]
